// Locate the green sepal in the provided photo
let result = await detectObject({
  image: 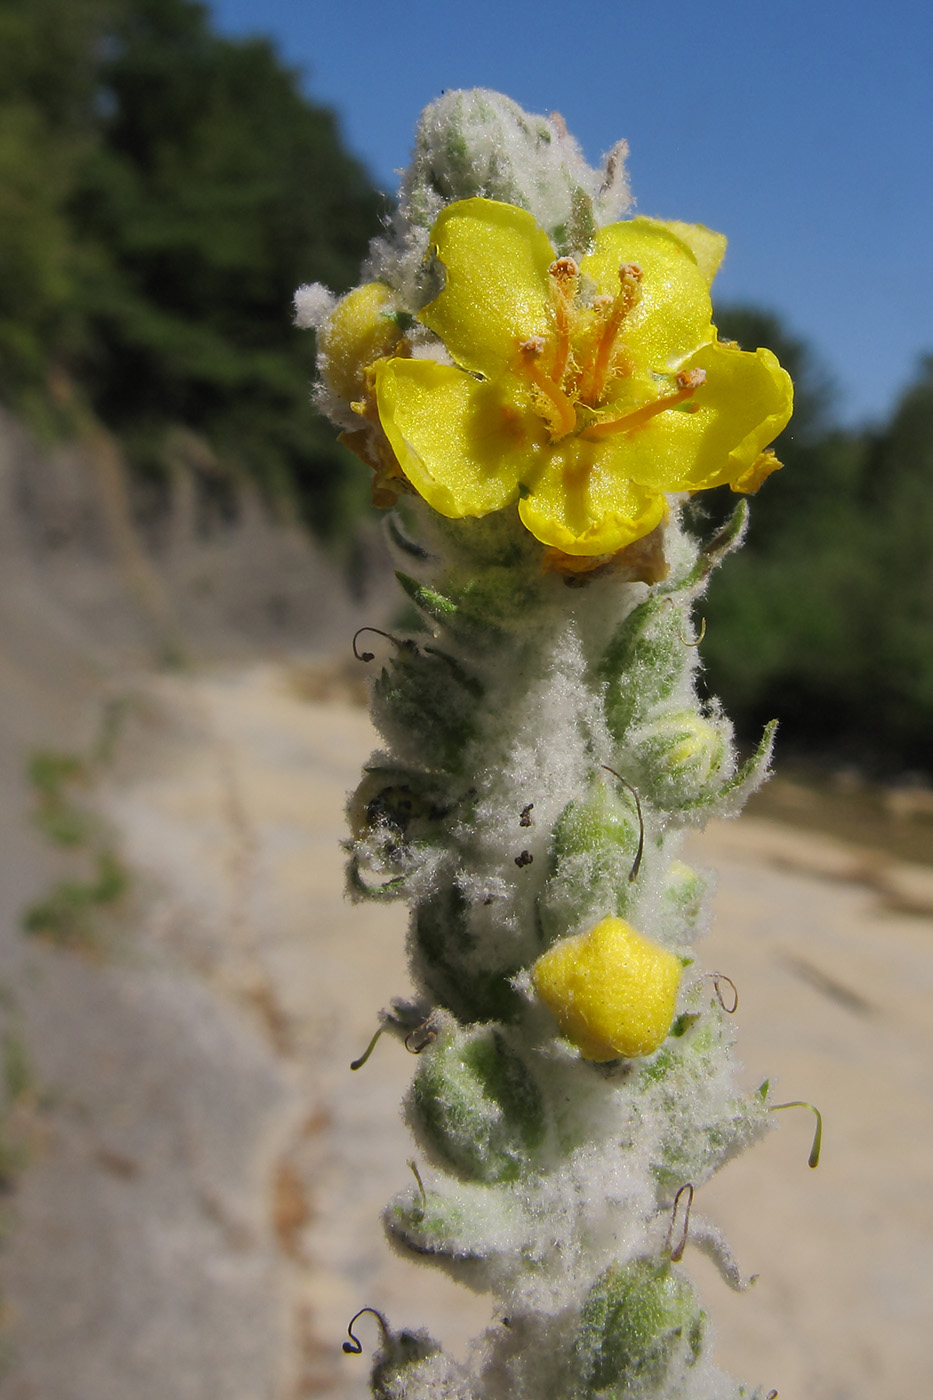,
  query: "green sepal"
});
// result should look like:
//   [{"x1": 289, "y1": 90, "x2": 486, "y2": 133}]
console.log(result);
[
  {"x1": 346, "y1": 854, "x2": 409, "y2": 902},
  {"x1": 410, "y1": 1024, "x2": 545, "y2": 1183},
  {"x1": 538, "y1": 779, "x2": 640, "y2": 940},
  {"x1": 600, "y1": 598, "x2": 692, "y2": 741},
  {"x1": 387, "y1": 1187, "x2": 468, "y2": 1259},
  {"x1": 693, "y1": 718, "x2": 777, "y2": 811},
  {"x1": 675, "y1": 498, "x2": 749, "y2": 596},
  {"x1": 551, "y1": 185, "x2": 596, "y2": 256},
  {"x1": 372, "y1": 1328, "x2": 436, "y2": 1394},
  {"x1": 386, "y1": 513, "x2": 434, "y2": 561},
  {"x1": 395, "y1": 571, "x2": 459, "y2": 626},
  {"x1": 412, "y1": 886, "x2": 525, "y2": 1023},
  {"x1": 372, "y1": 645, "x2": 482, "y2": 772},
  {"x1": 573, "y1": 1257, "x2": 706, "y2": 1396},
  {"x1": 385, "y1": 1172, "x2": 519, "y2": 1268}
]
